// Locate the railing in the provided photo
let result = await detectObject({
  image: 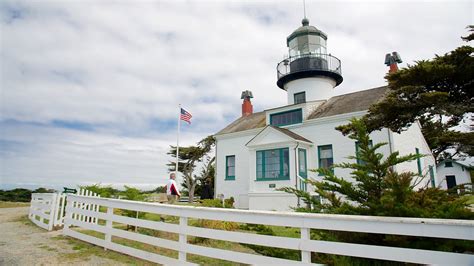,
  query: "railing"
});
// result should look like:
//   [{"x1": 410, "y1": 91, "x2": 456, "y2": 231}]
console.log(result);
[
  {"x1": 277, "y1": 53, "x2": 342, "y2": 80},
  {"x1": 63, "y1": 194, "x2": 474, "y2": 265}
]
